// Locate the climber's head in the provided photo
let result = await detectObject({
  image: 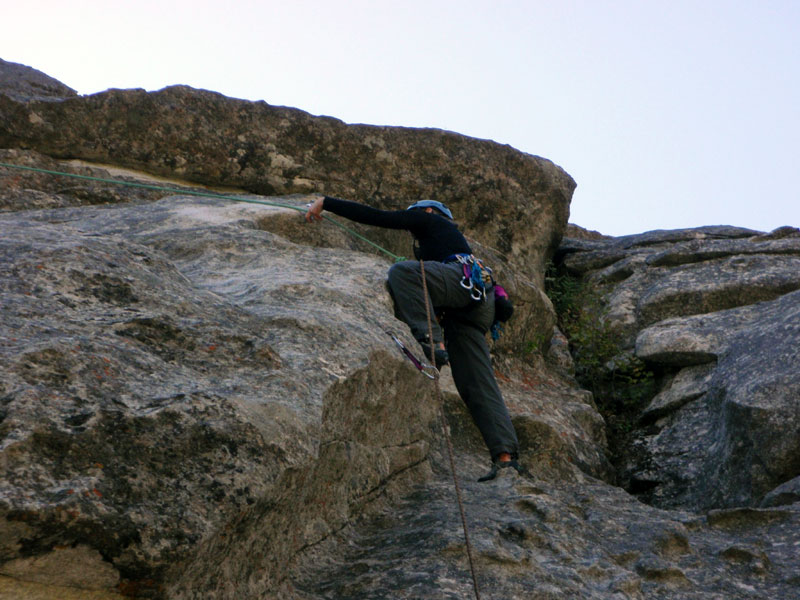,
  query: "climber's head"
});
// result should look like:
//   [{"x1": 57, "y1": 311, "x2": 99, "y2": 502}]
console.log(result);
[{"x1": 407, "y1": 199, "x2": 453, "y2": 220}]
